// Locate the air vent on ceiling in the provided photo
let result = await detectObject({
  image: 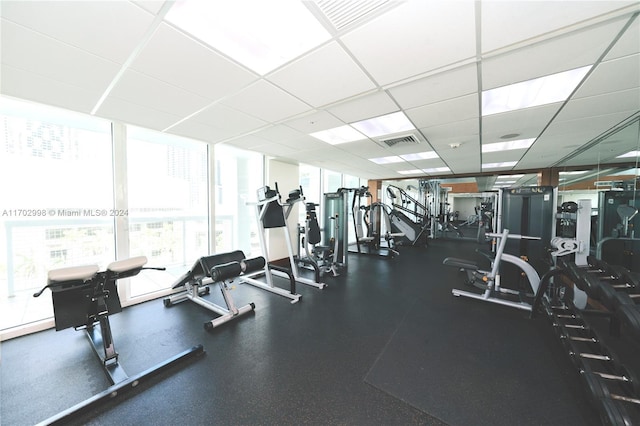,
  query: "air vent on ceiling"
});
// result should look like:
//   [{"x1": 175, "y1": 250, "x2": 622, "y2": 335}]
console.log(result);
[
  {"x1": 314, "y1": 0, "x2": 391, "y2": 30},
  {"x1": 379, "y1": 133, "x2": 421, "y2": 147}
]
